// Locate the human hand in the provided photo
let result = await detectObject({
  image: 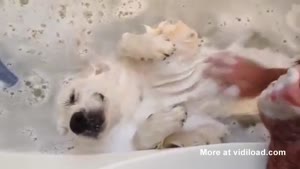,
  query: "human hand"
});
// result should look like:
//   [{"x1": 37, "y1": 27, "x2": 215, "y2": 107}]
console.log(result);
[{"x1": 203, "y1": 52, "x2": 273, "y2": 98}]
